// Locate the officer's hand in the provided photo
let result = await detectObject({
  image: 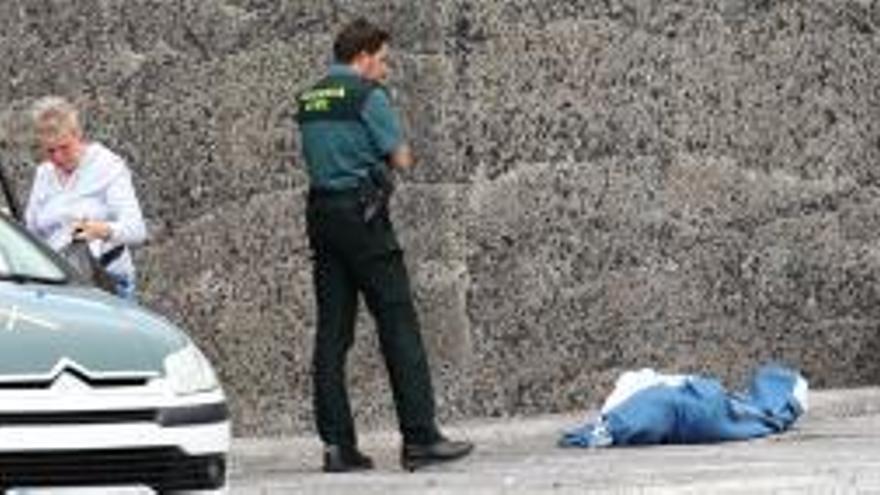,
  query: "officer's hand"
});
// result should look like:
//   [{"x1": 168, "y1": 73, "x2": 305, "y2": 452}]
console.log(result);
[{"x1": 388, "y1": 145, "x2": 414, "y2": 169}]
